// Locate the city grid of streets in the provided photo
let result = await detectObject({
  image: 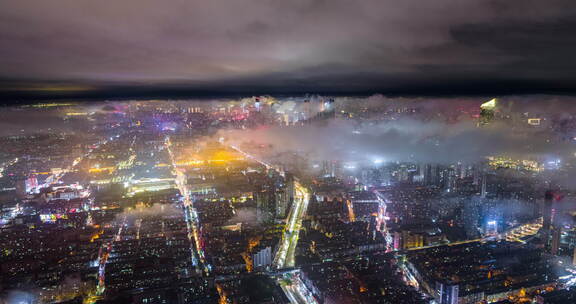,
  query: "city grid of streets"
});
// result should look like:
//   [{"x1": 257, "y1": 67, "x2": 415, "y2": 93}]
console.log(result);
[
  {"x1": 165, "y1": 136, "x2": 207, "y2": 275},
  {"x1": 2, "y1": 97, "x2": 576, "y2": 304},
  {"x1": 227, "y1": 144, "x2": 316, "y2": 303},
  {"x1": 4, "y1": 0, "x2": 576, "y2": 302}
]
